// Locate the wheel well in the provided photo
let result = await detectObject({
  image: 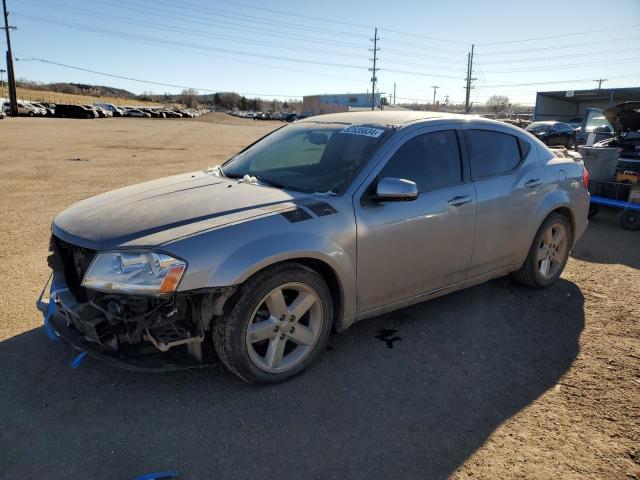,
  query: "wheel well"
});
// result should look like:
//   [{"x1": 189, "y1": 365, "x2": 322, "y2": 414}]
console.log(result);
[
  {"x1": 550, "y1": 207, "x2": 575, "y2": 239},
  {"x1": 289, "y1": 258, "x2": 344, "y2": 332}
]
